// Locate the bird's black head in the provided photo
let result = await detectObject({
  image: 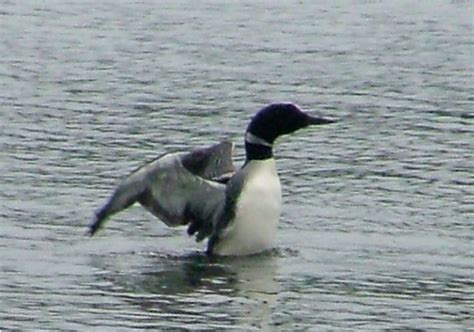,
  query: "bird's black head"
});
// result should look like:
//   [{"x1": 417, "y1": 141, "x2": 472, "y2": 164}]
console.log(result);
[
  {"x1": 244, "y1": 103, "x2": 335, "y2": 161},
  {"x1": 246, "y1": 103, "x2": 334, "y2": 145}
]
